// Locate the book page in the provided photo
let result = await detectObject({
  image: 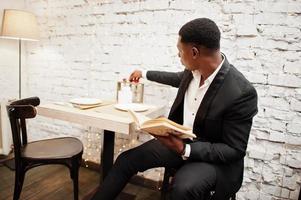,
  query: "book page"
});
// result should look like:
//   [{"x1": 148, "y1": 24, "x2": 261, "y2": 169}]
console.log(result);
[
  {"x1": 141, "y1": 121, "x2": 196, "y2": 139},
  {"x1": 127, "y1": 109, "x2": 151, "y2": 129},
  {"x1": 128, "y1": 110, "x2": 196, "y2": 139},
  {"x1": 143, "y1": 117, "x2": 191, "y2": 131}
]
